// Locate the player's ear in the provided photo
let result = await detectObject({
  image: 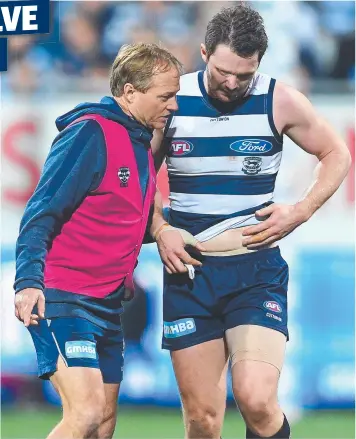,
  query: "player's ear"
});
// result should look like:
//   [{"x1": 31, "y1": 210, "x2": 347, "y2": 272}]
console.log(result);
[{"x1": 200, "y1": 44, "x2": 208, "y2": 64}]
